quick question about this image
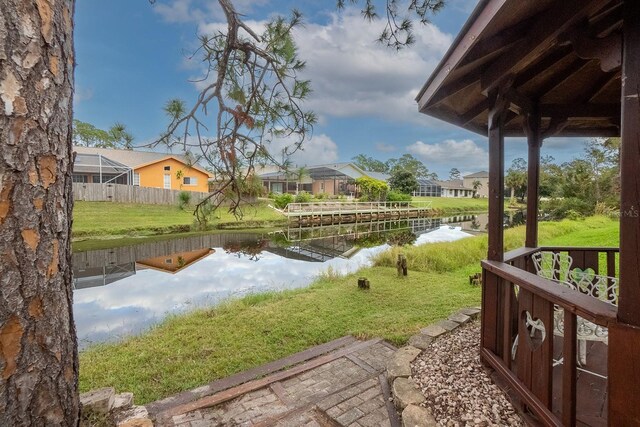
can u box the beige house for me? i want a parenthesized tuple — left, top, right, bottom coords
(436, 180, 474, 198)
(463, 171, 489, 198)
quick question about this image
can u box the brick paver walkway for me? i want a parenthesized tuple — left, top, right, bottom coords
(150, 337, 399, 427)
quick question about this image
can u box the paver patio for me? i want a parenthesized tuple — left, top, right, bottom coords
(148, 336, 400, 426)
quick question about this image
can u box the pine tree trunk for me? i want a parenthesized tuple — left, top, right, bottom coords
(0, 1, 79, 425)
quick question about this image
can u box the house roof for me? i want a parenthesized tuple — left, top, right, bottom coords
(464, 171, 489, 179)
(258, 162, 379, 181)
(73, 146, 213, 177)
(437, 179, 473, 190)
(416, 0, 622, 138)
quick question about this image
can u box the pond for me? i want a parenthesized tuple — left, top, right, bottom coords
(73, 213, 514, 348)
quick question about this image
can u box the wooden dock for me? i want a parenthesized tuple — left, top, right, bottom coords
(284, 201, 433, 228)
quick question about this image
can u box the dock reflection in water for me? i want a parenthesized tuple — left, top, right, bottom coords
(73, 215, 488, 348)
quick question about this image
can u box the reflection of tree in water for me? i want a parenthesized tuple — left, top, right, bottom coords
(223, 239, 269, 261)
(504, 210, 526, 228)
(385, 231, 417, 246)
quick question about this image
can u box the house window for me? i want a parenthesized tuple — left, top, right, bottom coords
(133, 173, 140, 186)
(164, 166, 171, 171)
(72, 174, 88, 183)
(183, 177, 198, 186)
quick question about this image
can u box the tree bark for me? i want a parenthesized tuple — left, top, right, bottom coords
(0, 0, 79, 425)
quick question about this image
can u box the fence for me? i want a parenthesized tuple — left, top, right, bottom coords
(72, 183, 212, 206)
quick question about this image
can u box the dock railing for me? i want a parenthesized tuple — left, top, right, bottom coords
(284, 200, 432, 216)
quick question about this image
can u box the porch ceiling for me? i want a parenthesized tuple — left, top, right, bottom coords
(416, 0, 623, 137)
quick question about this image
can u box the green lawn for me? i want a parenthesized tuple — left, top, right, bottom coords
(78, 215, 618, 404)
(413, 196, 489, 213)
(72, 200, 286, 239)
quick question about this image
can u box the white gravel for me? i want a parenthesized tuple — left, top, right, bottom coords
(411, 321, 524, 426)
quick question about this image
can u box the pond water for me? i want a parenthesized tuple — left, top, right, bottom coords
(73, 213, 515, 348)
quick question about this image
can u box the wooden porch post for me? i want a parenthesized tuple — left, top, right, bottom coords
(609, 2, 640, 425)
(481, 92, 508, 361)
(525, 110, 541, 248)
(487, 93, 507, 261)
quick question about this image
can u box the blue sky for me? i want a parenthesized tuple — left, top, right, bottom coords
(74, 0, 586, 179)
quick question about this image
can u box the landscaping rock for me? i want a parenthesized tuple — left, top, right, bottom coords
(448, 312, 471, 324)
(115, 406, 150, 427)
(458, 307, 481, 319)
(402, 404, 437, 427)
(408, 334, 433, 350)
(113, 392, 134, 411)
(387, 346, 422, 380)
(392, 377, 426, 409)
(436, 319, 460, 331)
(118, 418, 152, 427)
(411, 320, 524, 426)
(80, 387, 115, 414)
(420, 324, 447, 338)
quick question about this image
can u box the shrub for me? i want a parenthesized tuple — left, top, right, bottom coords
(315, 192, 328, 200)
(295, 191, 312, 203)
(540, 197, 594, 220)
(386, 191, 412, 202)
(274, 193, 293, 209)
(177, 191, 191, 210)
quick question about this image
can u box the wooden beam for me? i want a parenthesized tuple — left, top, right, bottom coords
(617, 0, 640, 328)
(461, 98, 491, 126)
(426, 72, 479, 107)
(539, 103, 620, 118)
(609, 322, 640, 425)
(458, 17, 533, 69)
(416, 0, 509, 110)
(542, 117, 569, 138)
(567, 28, 622, 72)
(534, 59, 591, 101)
(525, 109, 541, 248)
(513, 46, 573, 89)
(589, 1, 623, 37)
(487, 92, 508, 261)
(505, 88, 534, 114)
(481, 0, 608, 94)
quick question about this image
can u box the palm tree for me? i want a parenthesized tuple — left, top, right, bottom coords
(472, 180, 482, 198)
(293, 166, 310, 195)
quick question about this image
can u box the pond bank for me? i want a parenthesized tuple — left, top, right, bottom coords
(72, 198, 494, 243)
(78, 216, 618, 404)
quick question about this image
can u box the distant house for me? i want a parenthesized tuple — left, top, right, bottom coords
(437, 180, 474, 198)
(258, 162, 389, 196)
(463, 171, 489, 198)
(412, 178, 442, 197)
(72, 146, 213, 193)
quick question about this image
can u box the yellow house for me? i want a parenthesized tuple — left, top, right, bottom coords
(73, 146, 213, 193)
(136, 248, 215, 274)
(134, 156, 211, 193)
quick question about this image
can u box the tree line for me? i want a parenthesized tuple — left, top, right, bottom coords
(506, 138, 620, 217)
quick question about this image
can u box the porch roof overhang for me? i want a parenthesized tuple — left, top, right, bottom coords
(416, 0, 623, 138)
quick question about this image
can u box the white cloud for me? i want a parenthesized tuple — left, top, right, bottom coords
(153, 0, 205, 23)
(292, 10, 453, 125)
(184, 8, 452, 127)
(153, 0, 270, 23)
(407, 139, 488, 170)
(267, 133, 339, 166)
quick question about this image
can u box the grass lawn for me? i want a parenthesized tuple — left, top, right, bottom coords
(78, 215, 618, 404)
(72, 200, 286, 239)
(413, 196, 489, 213)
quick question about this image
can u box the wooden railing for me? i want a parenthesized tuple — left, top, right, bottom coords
(481, 247, 619, 426)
